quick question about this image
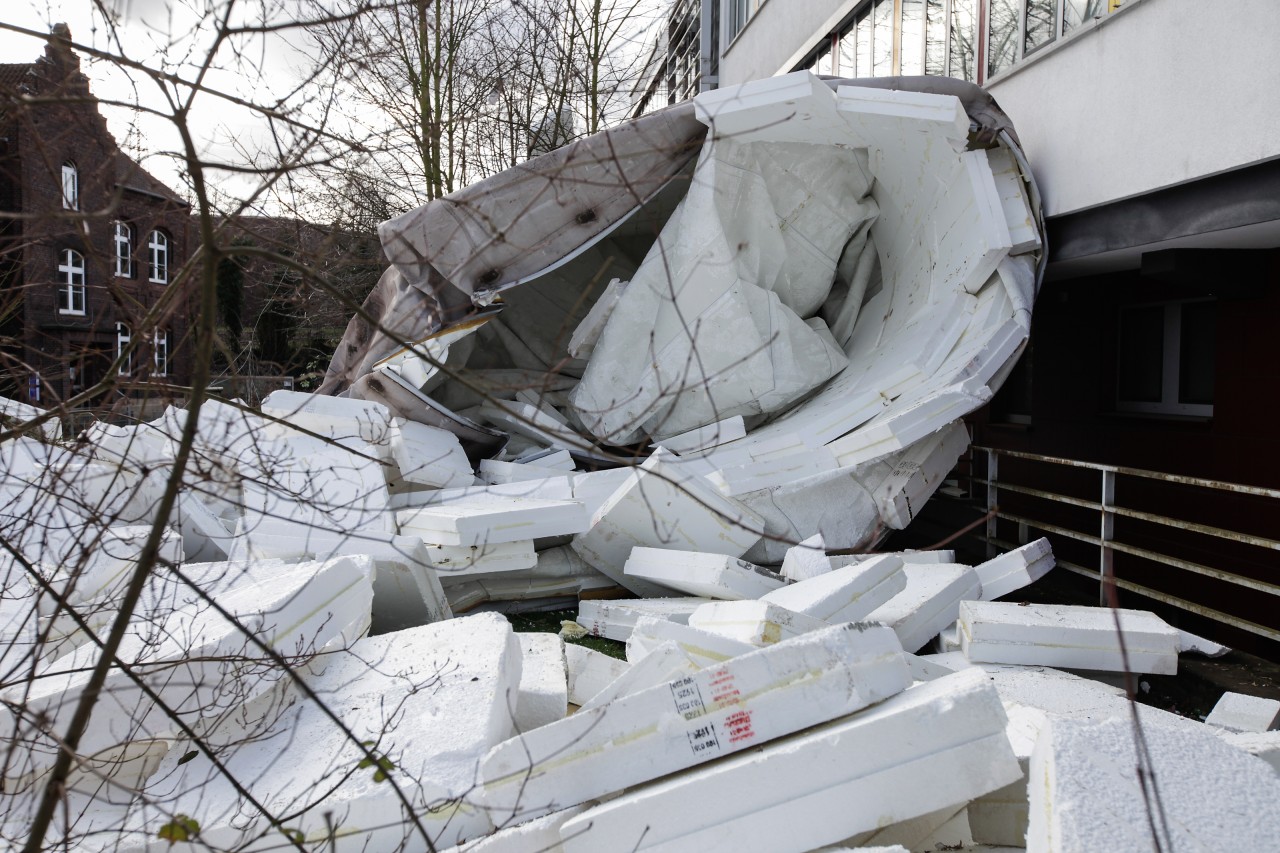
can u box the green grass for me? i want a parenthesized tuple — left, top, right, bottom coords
(508, 608, 627, 659)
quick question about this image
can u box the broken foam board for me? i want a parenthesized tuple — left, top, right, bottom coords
(687, 599, 831, 647)
(625, 615, 756, 666)
(576, 597, 710, 642)
(763, 554, 906, 623)
(1027, 714, 1280, 852)
(570, 450, 763, 597)
(1204, 691, 1280, 733)
(623, 547, 785, 600)
(865, 563, 981, 653)
(973, 537, 1054, 601)
(515, 633, 568, 732)
(959, 600, 1179, 675)
(557, 667, 1020, 853)
(482, 622, 910, 824)
(564, 644, 630, 706)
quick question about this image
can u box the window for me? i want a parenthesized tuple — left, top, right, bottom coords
(61, 162, 78, 210)
(153, 330, 169, 376)
(116, 322, 131, 376)
(114, 222, 133, 278)
(57, 249, 85, 315)
(148, 229, 169, 283)
(1117, 300, 1215, 416)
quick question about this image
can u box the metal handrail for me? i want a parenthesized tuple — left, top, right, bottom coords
(970, 445, 1280, 644)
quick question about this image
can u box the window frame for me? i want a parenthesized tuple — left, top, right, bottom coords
(114, 221, 134, 278)
(148, 229, 170, 284)
(153, 329, 169, 377)
(57, 248, 86, 315)
(1116, 298, 1215, 418)
(116, 322, 132, 376)
(61, 161, 78, 210)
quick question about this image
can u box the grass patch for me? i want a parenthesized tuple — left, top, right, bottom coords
(508, 608, 627, 659)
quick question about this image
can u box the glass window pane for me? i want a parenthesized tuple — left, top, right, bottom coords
(987, 0, 1019, 79)
(1063, 0, 1106, 34)
(873, 0, 893, 77)
(838, 27, 856, 77)
(925, 0, 947, 76)
(1025, 0, 1058, 54)
(856, 13, 873, 78)
(948, 0, 977, 81)
(816, 42, 833, 76)
(1118, 305, 1164, 403)
(900, 0, 924, 76)
(1179, 301, 1216, 405)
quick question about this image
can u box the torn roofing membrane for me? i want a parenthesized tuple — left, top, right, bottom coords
(323, 70, 1045, 559)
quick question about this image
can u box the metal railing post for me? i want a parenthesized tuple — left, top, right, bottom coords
(1100, 469, 1116, 606)
(986, 450, 999, 560)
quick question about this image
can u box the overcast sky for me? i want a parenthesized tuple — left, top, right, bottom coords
(0, 1, 323, 212)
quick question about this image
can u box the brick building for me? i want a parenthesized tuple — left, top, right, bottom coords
(0, 25, 191, 421)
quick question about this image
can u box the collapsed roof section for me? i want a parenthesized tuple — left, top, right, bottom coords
(322, 71, 1045, 557)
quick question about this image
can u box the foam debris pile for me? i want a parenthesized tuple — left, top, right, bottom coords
(2, 71, 1277, 852)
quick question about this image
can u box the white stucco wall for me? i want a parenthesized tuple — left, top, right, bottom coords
(717, 0, 1280, 218)
(985, 0, 1280, 217)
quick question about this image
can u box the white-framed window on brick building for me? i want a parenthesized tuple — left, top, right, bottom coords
(1117, 298, 1216, 417)
(116, 322, 131, 376)
(153, 330, 169, 376)
(114, 221, 133, 278)
(57, 249, 85, 315)
(148, 229, 169, 283)
(61, 161, 78, 210)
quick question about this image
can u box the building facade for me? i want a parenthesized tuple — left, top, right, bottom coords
(0, 26, 192, 422)
(639, 0, 1280, 657)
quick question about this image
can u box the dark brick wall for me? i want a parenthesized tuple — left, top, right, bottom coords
(0, 30, 192, 413)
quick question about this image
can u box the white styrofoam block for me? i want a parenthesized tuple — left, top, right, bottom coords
(1204, 691, 1280, 733)
(239, 434, 391, 553)
(986, 145, 1041, 255)
(558, 667, 1019, 853)
(655, 416, 747, 455)
(439, 806, 590, 853)
(515, 633, 568, 733)
(780, 533, 831, 583)
(974, 537, 1054, 601)
(707, 448, 839, 497)
(422, 540, 538, 579)
(174, 490, 234, 563)
(846, 804, 971, 852)
(1027, 714, 1280, 853)
(578, 640, 700, 712)
(762, 554, 905, 623)
(397, 498, 589, 547)
(1218, 730, 1280, 776)
(687, 599, 830, 647)
(959, 600, 1180, 675)
(390, 419, 475, 488)
(1179, 629, 1231, 657)
(114, 613, 522, 851)
(866, 563, 981, 653)
(905, 651, 972, 682)
(869, 420, 971, 529)
(483, 622, 910, 823)
(828, 381, 991, 468)
(576, 597, 710, 642)
(623, 547, 784, 600)
(261, 389, 395, 447)
(568, 277, 627, 359)
(564, 644, 630, 707)
(570, 451, 763, 597)
(7, 555, 375, 786)
(478, 458, 573, 485)
(625, 615, 756, 667)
